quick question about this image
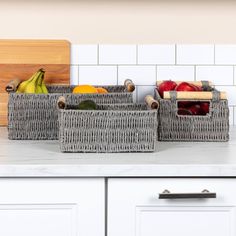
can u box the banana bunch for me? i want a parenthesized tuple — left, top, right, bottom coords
(16, 68, 48, 94)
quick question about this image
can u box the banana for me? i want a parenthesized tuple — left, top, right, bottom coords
(16, 68, 47, 94)
(24, 71, 42, 94)
(35, 72, 44, 94)
(41, 73, 48, 94)
(16, 70, 41, 93)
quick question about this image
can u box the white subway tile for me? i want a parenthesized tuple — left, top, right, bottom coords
(229, 106, 234, 126)
(215, 86, 236, 106)
(71, 44, 98, 65)
(137, 86, 156, 103)
(177, 44, 214, 65)
(118, 66, 156, 86)
(196, 66, 234, 85)
(215, 45, 236, 64)
(157, 66, 194, 81)
(99, 45, 136, 65)
(138, 44, 175, 65)
(79, 66, 117, 85)
(70, 65, 79, 85)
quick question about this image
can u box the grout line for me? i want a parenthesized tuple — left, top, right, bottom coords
(116, 65, 119, 85)
(69, 63, 236, 67)
(77, 66, 79, 85)
(97, 45, 100, 65)
(175, 44, 177, 65)
(136, 45, 138, 65)
(214, 44, 216, 64)
(233, 66, 235, 86)
(155, 65, 158, 82)
(194, 65, 196, 81)
(214, 84, 236, 87)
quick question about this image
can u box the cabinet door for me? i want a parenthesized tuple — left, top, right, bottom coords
(108, 178, 236, 236)
(0, 178, 104, 236)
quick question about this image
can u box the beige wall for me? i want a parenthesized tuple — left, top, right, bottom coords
(1, 0, 236, 43)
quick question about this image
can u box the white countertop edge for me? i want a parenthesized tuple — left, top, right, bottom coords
(0, 164, 236, 177)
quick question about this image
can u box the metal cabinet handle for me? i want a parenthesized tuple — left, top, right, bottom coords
(159, 189, 216, 199)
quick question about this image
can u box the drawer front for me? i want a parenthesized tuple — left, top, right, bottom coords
(108, 178, 236, 236)
(0, 178, 104, 236)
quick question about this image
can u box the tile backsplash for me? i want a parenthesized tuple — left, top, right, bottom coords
(70, 44, 236, 126)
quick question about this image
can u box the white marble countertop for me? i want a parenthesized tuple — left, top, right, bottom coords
(0, 127, 235, 177)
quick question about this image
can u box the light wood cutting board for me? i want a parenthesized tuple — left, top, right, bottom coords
(0, 40, 71, 126)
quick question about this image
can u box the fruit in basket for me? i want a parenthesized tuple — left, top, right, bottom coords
(16, 68, 48, 94)
(77, 100, 97, 110)
(175, 82, 199, 92)
(177, 108, 192, 115)
(158, 80, 177, 98)
(200, 102, 210, 114)
(96, 87, 108, 94)
(73, 85, 98, 94)
(188, 104, 202, 115)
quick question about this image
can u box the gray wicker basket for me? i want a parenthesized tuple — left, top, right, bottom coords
(154, 86, 229, 142)
(8, 82, 135, 140)
(58, 102, 158, 153)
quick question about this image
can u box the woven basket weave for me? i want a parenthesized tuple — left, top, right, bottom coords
(58, 103, 158, 153)
(8, 85, 134, 140)
(154, 88, 229, 142)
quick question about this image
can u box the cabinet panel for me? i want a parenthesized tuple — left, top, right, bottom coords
(108, 178, 236, 236)
(0, 179, 104, 236)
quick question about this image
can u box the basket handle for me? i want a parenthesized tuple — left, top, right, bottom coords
(145, 95, 159, 109)
(124, 79, 135, 92)
(57, 96, 66, 109)
(5, 79, 21, 93)
(164, 91, 227, 101)
(156, 80, 213, 88)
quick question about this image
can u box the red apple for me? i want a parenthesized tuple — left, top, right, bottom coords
(192, 84, 202, 91)
(178, 108, 192, 116)
(158, 80, 177, 98)
(175, 82, 198, 92)
(188, 104, 202, 115)
(200, 102, 210, 115)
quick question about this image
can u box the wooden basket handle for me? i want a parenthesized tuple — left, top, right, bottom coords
(156, 80, 213, 87)
(145, 95, 159, 109)
(164, 91, 227, 100)
(5, 79, 21, 93)
(124, 79, 135, 92)
(57, 96, 66, 109)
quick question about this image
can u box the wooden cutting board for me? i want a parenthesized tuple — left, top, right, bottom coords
(0, 40, 70, 126)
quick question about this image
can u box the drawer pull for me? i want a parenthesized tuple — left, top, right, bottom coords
(159, 189, 216, 199)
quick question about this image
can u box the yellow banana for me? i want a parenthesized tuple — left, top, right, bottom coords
(41, 73, 48, 94)
(35, 72, 44, 94)
(24, 71, 41, 94)
(16, 69, 42, 93)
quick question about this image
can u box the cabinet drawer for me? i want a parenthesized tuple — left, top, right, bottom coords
(0, 178, 104, 236)
(108, 178, 236, 236)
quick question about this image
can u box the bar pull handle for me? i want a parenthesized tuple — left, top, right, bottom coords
(159, 189, 216, 199)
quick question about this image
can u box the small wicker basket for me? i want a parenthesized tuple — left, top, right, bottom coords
(57, 96, 158, 153)
(7, 79, 135, 140)
(155, 81, 229, 142)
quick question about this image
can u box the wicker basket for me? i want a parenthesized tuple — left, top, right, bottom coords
(7, 80, 135, 140)
(155, 81, 229, 142)
(58, 97, 158, 153)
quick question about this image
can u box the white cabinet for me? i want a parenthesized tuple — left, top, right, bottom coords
(108, 178, 236, 236)
(0, 178, 104, 236)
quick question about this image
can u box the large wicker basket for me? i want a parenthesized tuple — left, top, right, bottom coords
(155, 81, 229, 142)
(58, 97, 158, 153)
(7, 80, 135, 140)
